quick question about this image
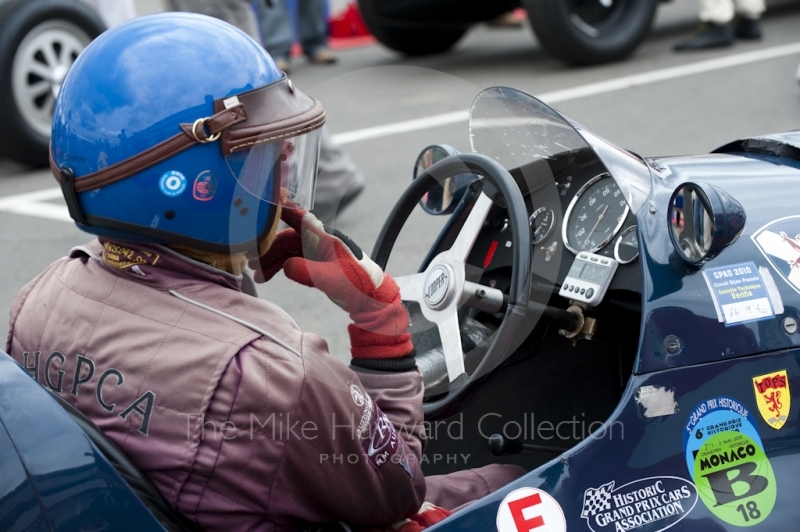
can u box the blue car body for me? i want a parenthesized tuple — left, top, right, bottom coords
(429, 132, 800, 531)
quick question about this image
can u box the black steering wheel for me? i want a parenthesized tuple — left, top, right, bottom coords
(372, 153, 531, 418)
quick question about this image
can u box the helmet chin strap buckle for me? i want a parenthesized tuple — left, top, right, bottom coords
(191, 117, 221, 143)
(59, 166, 88, 226)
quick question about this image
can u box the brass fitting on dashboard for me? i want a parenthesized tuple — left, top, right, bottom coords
(559, 304, 598, 341)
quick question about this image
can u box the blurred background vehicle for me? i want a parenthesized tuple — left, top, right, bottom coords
(356, 0, 664, 65)
(0, 0, 105, 167)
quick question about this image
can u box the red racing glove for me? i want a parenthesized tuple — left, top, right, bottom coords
(252, 208, 415, 366)
(362, 503, 452, 532)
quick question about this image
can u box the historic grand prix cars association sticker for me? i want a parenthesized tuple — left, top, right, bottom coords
(496, 488, 566, 532)
(580, 477, 697, 532)
(752, 370, 790, 430)
(693, 431, 776, 526)
(683, 396, 763, 480)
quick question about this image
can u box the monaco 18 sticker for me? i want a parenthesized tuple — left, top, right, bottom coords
(685, 396, 777, 526)
(497, 488, 566, 532)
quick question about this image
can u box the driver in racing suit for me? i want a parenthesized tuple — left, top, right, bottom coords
(5, 13, 523, 531)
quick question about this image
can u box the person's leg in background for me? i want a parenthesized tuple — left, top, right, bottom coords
(297, 0, 338, 64)
(733, 0, 765, 39)
(674, 0, 735, 51)
(311, 127, 366, 225)
(675, 0, 766, 51)
(92, 0, 136, 28)
(168, 0, 260, 41)
(253, 0, 295, 72)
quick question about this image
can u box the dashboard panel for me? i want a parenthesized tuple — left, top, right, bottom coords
(464, 154, 642, 303)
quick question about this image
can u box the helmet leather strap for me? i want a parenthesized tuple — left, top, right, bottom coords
(50, 76, 325, 197)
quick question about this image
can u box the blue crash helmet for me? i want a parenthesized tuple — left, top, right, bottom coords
(50, 13, 325, 252)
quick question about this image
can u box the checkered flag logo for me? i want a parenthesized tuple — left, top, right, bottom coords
(581, 481, 614, 518)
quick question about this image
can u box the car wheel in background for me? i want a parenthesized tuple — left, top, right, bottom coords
(0, 0, 105, 168)
(357, 0, 468, 56)
(523, 0, 658, 65)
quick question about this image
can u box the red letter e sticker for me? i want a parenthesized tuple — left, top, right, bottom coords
(497, 488, 566, 532)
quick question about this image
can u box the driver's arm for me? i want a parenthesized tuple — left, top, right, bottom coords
(274, 336, 427, 525)
(224, 334, 426, 527)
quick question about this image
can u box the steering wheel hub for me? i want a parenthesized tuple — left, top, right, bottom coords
(423, 264, 456, 310)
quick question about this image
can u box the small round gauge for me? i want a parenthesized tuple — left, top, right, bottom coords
(529, 207, 555, 245)
(562, 174, 630, 254)
(614, 225, 639, 264)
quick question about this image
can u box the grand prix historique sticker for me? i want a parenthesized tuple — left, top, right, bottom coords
(683, 395, 763, 479)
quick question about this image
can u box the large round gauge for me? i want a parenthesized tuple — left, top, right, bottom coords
(529, 207, 555, 245)
(562, 174, 630, 254)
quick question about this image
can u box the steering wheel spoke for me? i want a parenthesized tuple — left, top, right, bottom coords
(395, 273, 427, 305)
(436, 310, 466, 383)
(449, 192, 494, 262)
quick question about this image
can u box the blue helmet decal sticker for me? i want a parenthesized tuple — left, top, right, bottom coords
(159, 171, 187, 197)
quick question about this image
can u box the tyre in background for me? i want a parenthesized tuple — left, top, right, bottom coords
(0, 0, 105, 167)
(523, 0, 658, 65)
(357, 0, 468, 56)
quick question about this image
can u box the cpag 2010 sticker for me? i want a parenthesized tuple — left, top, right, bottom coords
(693, 431, 776, 526)
(702, 261, 775, 326)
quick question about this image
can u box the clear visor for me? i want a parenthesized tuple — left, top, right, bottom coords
(225, 128, 322, 210)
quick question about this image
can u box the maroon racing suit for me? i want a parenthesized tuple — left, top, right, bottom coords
(6, 239, 523, 531)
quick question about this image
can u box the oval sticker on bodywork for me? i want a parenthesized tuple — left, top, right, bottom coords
(693, 431, 776, 526)
(580, 476, 697, 532)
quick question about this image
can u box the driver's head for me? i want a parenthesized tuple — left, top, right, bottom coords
(50, 13, 325, 268)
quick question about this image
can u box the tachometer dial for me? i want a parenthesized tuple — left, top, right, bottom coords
(529, 207, 555, 245)
(614, 225, 639, 264)
(563, 174, 630, 254)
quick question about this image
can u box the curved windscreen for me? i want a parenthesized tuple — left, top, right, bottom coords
(469, 87, 652, 214)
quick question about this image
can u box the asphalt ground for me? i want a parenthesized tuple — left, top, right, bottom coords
(1, 1, 799, 361)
